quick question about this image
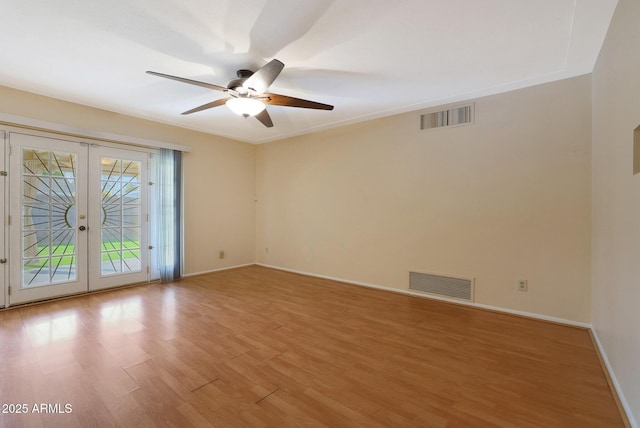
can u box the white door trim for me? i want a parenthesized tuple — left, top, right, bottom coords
(0, 113, 192, 152)
(0, 130, 6, 308)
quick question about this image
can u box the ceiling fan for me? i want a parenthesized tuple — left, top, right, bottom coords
(146, 59, 334, 128)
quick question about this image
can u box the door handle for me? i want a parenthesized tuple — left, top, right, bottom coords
(79, 225, 87, 231)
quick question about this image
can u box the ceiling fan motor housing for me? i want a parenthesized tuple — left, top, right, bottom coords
(236, 69, 253, 78)
(227, 69, 255, 91)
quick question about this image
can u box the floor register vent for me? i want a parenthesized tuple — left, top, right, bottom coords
(409, 271, 474, 301)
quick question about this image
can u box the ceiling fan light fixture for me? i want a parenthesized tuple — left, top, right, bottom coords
(226, 97, 265, 117)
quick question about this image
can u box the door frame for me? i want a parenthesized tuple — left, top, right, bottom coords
(2, 127, 159, 307)
(0, 130, 6, 309)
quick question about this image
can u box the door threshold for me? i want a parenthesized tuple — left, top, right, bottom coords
(1, 280, 159, 311)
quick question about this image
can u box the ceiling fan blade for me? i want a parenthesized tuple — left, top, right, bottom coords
(261, 93, 334, 110)
(146, 71, 228, 92)
(254, 109, 274, 128)
(181, 98, 231, 115)
(242, 59, 284, 94)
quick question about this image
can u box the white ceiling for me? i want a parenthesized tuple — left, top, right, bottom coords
(0, 0, 618, 144)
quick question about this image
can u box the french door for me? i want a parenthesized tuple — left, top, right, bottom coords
(8, 133, 148, 305)
(88, 146, 147, 291)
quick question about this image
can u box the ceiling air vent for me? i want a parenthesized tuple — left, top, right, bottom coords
(420, 104, 473, 130)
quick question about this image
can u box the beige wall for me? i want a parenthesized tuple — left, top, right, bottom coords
(181, 136, 255, 274)
(0, 76, 595, 323)
(256, 76, 592, 323)
(592, 0, 640, 422)
(0, 85, 256, 275)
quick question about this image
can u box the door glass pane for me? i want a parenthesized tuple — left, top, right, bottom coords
(102, 251, 122, 274)
(100, 157, 142, 276)
(21, 149, 77, 287)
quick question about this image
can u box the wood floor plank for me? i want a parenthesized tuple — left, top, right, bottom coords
(0, 265, 627, 427)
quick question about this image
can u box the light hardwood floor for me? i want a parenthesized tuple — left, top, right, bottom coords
(0, 265, 626, 427)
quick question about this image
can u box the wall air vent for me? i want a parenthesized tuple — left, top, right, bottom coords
(409, 271, 474, 301)
(420, 104, 473, 130)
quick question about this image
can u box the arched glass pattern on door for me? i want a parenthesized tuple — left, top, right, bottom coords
(21, 149, 77, 286)
(100, 157, 141, 275)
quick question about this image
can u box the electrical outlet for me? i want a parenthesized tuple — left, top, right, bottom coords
(265, 247, 269, 254)
(219, 250, 224, 259)
(518, 280, 528, 292)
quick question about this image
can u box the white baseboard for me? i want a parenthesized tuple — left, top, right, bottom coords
(181, 263, 256, 278)
(256, 263, 591, 328)
(590, 329, 638, 428)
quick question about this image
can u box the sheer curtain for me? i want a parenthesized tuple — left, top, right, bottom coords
(157, 148, 181, 281)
